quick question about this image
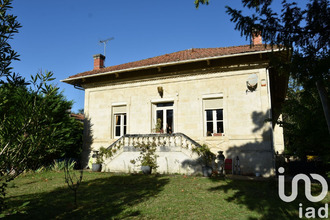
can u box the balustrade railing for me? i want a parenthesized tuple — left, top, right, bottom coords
(107, 133, 201, 153)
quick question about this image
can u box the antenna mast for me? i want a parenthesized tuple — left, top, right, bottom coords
(99, 37, 114, 57)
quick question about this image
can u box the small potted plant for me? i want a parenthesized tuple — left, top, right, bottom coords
(131, 142, 158, 174)
(92, 150, 102, 172)
(193, 144, 215, 177)
(91, 147, 113, 172)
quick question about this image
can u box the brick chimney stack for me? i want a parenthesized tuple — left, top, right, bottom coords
(93, 54, 105, 70)
(252, 32, 262, 45)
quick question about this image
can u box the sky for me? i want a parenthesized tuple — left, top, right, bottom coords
(9, 0, 285, 113)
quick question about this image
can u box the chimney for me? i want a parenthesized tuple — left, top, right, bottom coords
(93, 54, 105, 70)
(252, 31, 262, 45)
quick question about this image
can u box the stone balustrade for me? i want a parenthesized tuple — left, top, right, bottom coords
(107, 133, 202, 153)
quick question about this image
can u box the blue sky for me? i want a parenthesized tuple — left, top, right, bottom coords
(10, 0, 280, 112)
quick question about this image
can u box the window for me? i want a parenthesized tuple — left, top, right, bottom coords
(114, 114, 126, 137)
(154, 102, 174, 133)
(204, 98, 224, 136)
(113, 105, 127, 138)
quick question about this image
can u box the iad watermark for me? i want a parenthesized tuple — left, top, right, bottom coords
(278, 167, 328, 218)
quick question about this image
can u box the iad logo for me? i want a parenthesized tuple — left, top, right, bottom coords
(278, 167, 328, 202)
(278, 167, 328, 218)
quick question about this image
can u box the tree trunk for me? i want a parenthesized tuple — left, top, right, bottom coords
(316, 80, 330, 134)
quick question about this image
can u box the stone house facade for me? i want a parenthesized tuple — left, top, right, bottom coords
(62, 37, 288, 176)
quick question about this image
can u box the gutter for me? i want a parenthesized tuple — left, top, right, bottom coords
(61, 48, 280, 84)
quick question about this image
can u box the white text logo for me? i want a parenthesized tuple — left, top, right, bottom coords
(278, 167, 328, 218)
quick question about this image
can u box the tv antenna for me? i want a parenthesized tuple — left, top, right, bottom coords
(99, 37, 114, 57)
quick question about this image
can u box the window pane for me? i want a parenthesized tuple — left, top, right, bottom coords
(216, 109, 223, 121)
(114, 114, 126, 137)
(217, 122, 224, 133)
(156, 110, 163, 131)
(206, 110, 213, 121)
(115, 126, 120, 136)
(115, 115, 121, 125)
(207, 122, 213, 136)
(166, 109, 173, 133)
(156, 102, 173, 107)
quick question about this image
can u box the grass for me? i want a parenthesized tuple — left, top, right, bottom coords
(3, 171, 330, 219)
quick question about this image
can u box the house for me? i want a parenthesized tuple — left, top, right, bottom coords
(62, 36, 288, 176)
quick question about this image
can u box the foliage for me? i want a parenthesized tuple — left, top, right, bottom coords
(0, 75, 84, 170)
(0, 0, 21, 80)
(99, 139, 159, 172)
(0, 72, 83, 214)
(64, 165, 83, 208)
(51, 159, 76, 172)
(155, 118, 162, 133)
(0, 0, 83, 214)
(77, 108, 84, 114)
(0, 71, 56, 212)
(192, 144, 215, 166)
(228, 0, 330, 132)
(0, 201, 30, 218)
(131, 142, 159, 170)
(97, 147, 113, 164)
(224, 0, 329, 82)
(282, 79, 330, 161)
(194, 0, 209, 8)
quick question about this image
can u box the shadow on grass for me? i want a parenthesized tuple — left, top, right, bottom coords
(7, 174, 169, 219)
(208, 178, 328, 220)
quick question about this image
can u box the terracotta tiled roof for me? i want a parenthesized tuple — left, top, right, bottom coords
(70, 113, 84, 121)
(69, 44, 275, 79)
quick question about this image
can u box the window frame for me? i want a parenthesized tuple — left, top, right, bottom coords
(203, 96, 224, 137)
(112, 104, 127, 138)
(205, 109, 224, 136)
(153, 102, 174, 134)
(114, 113, 127, 138)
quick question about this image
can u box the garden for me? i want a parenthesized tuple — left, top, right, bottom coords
(3, 170, 329, 219)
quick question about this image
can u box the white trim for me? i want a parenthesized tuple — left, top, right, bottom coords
(112, 102, 127, 106)
(61, 49, 280, 83)
(202, 93, 224, 99)
(151, 98, 174, 103)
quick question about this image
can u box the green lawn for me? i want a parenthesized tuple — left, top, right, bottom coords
(3, 171, 329, 219)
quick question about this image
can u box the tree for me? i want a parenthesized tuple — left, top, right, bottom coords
(194, 0, 209, 8)
(0, 0, 83, 214)
(0, 0, 26, 88)
(0, 79, 83, 168)
(282, 79, 330, 161)
(195, 0, 330, 134)
(0, 71, 58, 213)
(0, 75, 84, 216)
